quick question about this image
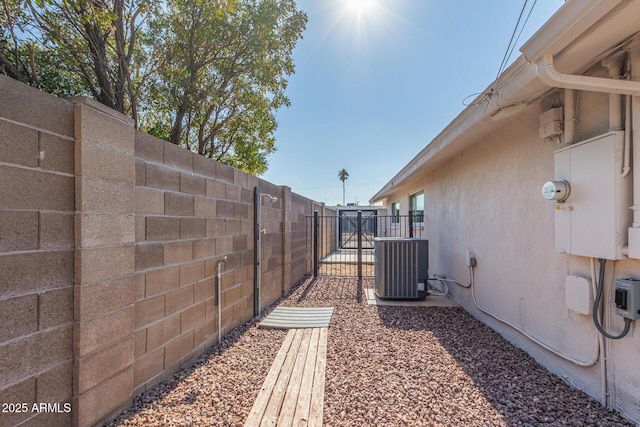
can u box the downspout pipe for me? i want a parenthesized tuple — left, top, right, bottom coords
(537, 53, 640, 96)
(602, 53, 625, 131)
(564, 88, 575, 144)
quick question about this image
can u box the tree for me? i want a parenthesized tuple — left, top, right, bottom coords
(15, 0, 153, 125)
(1, 0, 27, 82)
(1, 0, 306, 176)
(144, 0, 306, 175)
(338, 168, 349, 206)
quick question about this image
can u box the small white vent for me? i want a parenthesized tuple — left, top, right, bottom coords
(374, 238, 428, 300)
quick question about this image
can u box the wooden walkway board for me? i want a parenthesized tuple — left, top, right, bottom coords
(245, 328, 328, 427)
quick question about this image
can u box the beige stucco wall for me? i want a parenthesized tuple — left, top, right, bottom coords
(380, 89, 640, 422)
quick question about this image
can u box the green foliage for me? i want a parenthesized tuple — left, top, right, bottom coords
(0, 0, 306, 176)
(7, 0, 152, 121)
(145, 0, 306, 174)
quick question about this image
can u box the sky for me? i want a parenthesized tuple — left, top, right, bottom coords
(261, 0, 566, 206)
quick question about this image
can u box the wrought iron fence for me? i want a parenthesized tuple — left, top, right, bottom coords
(307, 212, 426, 278)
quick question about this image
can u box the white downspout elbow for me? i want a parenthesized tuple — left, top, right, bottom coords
(537, 53, 640, 96)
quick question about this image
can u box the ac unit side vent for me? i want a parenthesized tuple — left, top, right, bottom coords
(374, 238, 428, 300)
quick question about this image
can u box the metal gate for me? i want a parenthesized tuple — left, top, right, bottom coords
(308, 211, 424, 278)
(339, 209, 376, 249)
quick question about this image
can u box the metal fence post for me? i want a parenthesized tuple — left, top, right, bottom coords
(313, 210, 319, 277)
(357, 210, 362, 279)
(254, 187, 260, 317)
(409, 210, 414, 238)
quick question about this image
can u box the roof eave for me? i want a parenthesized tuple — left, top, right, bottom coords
(369, 0, 630, 205)
(369, 56, 542, 204)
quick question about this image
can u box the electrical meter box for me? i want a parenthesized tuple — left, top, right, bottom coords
(540, 107, 563, 139)
(615, 278, 640, 320)
(553, 131, 632, 260)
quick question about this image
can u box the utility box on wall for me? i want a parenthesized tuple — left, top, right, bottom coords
(553, 131, 631, 260)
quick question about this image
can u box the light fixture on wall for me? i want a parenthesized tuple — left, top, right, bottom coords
(261, 194, 278, 204)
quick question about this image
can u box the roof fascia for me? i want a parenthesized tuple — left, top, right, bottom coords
(520, 0, 624, 64)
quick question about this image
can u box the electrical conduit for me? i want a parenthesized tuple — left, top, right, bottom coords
(451, 264, 601, 367)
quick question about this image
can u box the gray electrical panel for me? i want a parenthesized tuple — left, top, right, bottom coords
(615, 278, 640, 320)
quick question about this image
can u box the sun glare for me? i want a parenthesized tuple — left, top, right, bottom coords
(325, 0, 395, 50)
(345, 0, 375, 11)
(344, 0, 378, 15)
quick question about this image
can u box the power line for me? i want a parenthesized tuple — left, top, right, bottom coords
(494, 0, 538, 82)
(462, 0, 543, 107)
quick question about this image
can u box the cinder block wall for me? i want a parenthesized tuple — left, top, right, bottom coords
(290, 192, 313, 287)
(73, 97, 137, 427)
(0, 76, 75, 426)
(314, 203, 337, 260)
(0, 75, 316, 427)
(133, 131, 260, 395)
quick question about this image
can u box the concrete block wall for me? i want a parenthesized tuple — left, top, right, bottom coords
(133, 131, 259, 395)
(73, 98, 137, 427)
(256, 179, 286, 305)
(0, 75, 75, 427)
(313, 203, 337, 260)
(0, 75, 317, 427)
(290, 192, 314, 283)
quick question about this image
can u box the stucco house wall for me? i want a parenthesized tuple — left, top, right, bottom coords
(371, 1, 640, 423)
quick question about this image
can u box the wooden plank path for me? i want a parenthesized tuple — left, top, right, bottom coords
(244, 328, 328, 427)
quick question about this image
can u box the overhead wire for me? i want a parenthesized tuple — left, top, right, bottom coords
(494, 0, 531, 82)
(463, 0, 540, 107)
(503, 0, 538, 75)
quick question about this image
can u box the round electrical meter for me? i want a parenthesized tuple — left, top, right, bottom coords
(541, 180, 570, 202)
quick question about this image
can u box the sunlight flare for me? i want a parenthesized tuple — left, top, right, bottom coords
(344, 0, 378, 14)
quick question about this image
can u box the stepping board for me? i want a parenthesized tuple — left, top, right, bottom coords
(244, 328, 327, 427)
(259, 307, 335, 329)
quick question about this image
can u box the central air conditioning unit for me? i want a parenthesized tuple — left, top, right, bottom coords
(374, 237, 428, 300)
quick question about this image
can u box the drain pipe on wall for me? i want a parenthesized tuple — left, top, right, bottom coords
(216, 256, 227, 345)
(254, 187, 279, 318)
(621, 94, 632, 178)
(536, 53, 640, 95)
(564, 88, 576, 144)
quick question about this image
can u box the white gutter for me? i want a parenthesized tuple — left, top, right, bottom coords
(520, 0, 624, 64)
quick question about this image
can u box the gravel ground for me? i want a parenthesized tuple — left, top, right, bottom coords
(110, 276, 634, 426)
